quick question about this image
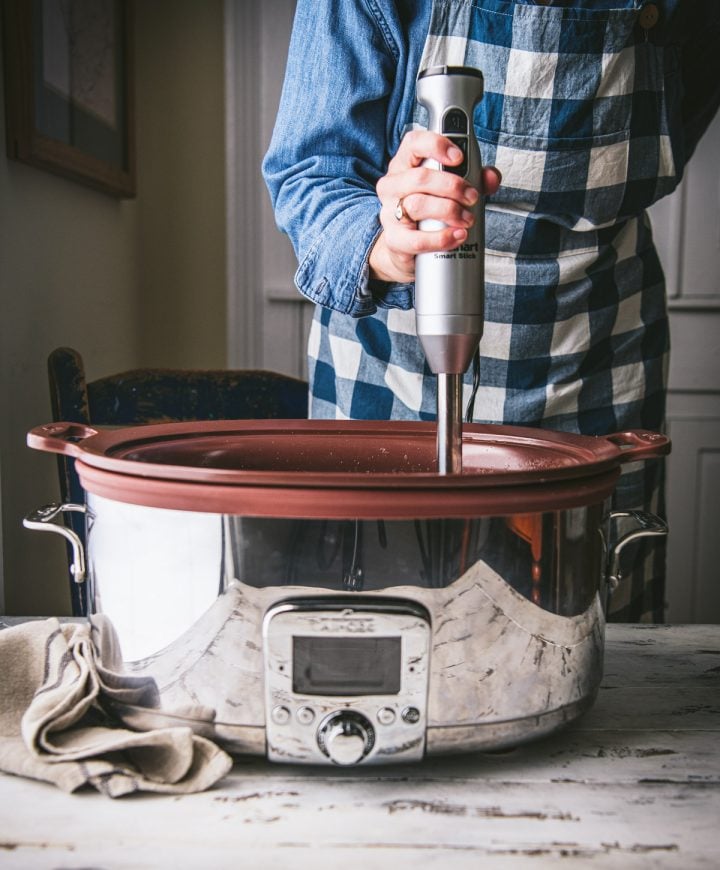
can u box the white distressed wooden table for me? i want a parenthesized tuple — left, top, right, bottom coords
(0, 623, 718, 869)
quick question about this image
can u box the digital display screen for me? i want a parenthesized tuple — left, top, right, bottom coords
(292, 636, 402, 696)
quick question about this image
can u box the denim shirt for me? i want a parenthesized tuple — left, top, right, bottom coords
(262, 0, 720, 319)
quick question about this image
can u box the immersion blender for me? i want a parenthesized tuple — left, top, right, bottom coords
(415, 66, 485, 474)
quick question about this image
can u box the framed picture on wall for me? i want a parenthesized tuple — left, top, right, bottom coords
(2, 0, 135, 198)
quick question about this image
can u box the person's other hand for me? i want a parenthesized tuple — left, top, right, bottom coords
(369, 130, 501, 284)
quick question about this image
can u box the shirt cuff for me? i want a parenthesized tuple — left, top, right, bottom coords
(294, 205, 414, 317)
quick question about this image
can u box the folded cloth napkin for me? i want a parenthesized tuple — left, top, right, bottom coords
(0, 617, 232, 797)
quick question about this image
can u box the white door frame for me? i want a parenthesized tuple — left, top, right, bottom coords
(224, 0, 262, 369)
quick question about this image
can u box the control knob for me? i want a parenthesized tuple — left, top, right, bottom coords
(317, 711, 375, 765)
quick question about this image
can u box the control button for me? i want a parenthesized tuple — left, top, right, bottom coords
(401, 706, 421, 725)
(443, 108, 468, 135)
(271, 705, 291, 725)
(296, 706, 316, 725)
(638, 3, 659, 29)
(444, 136, 468, 178)
(377, 707, 396, 726)
(317, 711, 375, 765)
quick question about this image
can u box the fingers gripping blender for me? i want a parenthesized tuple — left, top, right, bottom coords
(415, 67, 485, 474)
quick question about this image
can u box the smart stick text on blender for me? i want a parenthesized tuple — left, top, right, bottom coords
(415, 66, 485, 474)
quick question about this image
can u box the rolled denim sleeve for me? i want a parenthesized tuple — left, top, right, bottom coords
(262, 0, 415, 316)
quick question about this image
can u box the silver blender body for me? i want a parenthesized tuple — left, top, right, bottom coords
(414, 66, 485, 474)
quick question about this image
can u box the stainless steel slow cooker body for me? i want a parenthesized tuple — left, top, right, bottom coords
(25, 420, 670, 765)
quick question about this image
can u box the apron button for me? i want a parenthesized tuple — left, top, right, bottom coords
(638, 3, 659, 29)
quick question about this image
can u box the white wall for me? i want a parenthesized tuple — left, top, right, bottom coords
(0, 1, 227, 616)
(0, 13, 141, 614)
(134, 0, 227, 370)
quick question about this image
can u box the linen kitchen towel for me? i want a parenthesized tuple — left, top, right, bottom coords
(0, 617, 232, 797)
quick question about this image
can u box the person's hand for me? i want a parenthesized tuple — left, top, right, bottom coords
(369, 130, 501, 284)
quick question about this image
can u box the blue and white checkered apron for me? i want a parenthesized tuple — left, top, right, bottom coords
(308, 0, 672, 620)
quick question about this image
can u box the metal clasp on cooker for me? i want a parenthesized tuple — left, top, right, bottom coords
(605, 509, 669, 594)
(23, 503, 87, 583)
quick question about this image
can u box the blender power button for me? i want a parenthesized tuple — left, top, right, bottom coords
(443, 108, 468, 134)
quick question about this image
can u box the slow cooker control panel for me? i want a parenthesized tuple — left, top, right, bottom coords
(262, 597, 431, 765)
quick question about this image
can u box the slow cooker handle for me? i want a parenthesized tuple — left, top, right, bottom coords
(26, 423, 99, 457)
(605, 509, 668, 596)
(605, 430, 671, 463)
(23, 503, 87, 583)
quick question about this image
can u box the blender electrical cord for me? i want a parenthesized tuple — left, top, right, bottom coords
(465, 347, 481, 423)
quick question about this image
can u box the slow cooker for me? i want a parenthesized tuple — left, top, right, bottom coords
(25, 419, 669, 766)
